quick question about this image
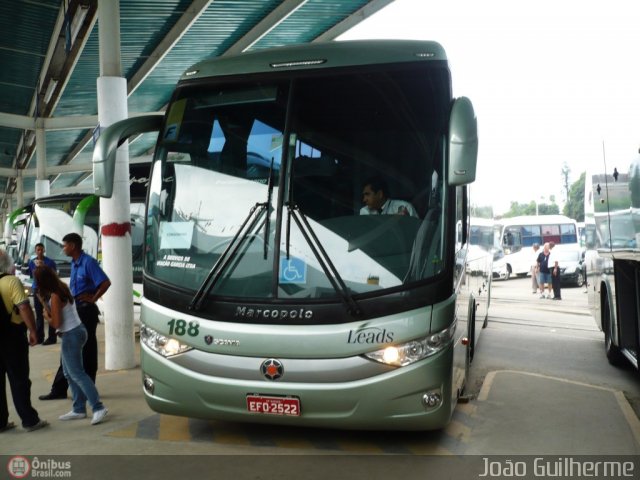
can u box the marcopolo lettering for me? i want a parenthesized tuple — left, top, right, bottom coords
(347, 326, 394, 344)
(235, 306, 313, 320)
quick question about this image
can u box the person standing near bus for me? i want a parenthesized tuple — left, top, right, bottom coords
(530, 243, 540, 294)
(27, 243, 57, 345)
(34, 265, 108, 425)
(39, 233, 110, 401)
(549, 241, 562, 300)
(537, 242, 553, 299)
(0, 249, 49, 432)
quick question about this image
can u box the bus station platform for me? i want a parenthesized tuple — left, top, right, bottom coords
(3, 325, 640, 457)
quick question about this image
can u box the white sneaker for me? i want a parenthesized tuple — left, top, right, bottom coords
(91, 408, 108, 425)
(540, 294, 546, 299)
(59, 411, 87, 421)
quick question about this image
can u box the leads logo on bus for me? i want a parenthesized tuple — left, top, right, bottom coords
(261, 359, 284, 380)
(347, 327, 394, 344)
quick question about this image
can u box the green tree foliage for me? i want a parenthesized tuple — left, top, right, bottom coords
(562, 171, 585, 221)
(539, 203, 559, 215)
(501, 200, 559, 218)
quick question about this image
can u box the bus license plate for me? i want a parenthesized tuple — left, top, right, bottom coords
(246, 395, 300, 416)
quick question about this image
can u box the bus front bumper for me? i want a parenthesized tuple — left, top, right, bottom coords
(140, 344, 456, 431)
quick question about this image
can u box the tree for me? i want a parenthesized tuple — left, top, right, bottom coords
(539, 203, 559, 215)
(500, 200, 559, 218)
(471, 205, 493, 218)
(502, 201, 535, 217)
(563, 171, 585, 221)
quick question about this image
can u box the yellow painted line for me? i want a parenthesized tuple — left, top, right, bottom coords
(456, 401, 477, 416)
(405, 442, 452, 455)
(335, 439, 384, 453)
(444, 419, 471, 443)
(41, 369, 57, 382)
(107, 422, 138, 439)
(477, 370, 497, 401)
(271, 435, 316, 450)
(213, 432, 252, 446)
(99, 369, 132, 377)
(158, 415, 191, 442)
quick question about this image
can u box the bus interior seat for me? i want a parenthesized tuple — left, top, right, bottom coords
(292, 156, 353, 219)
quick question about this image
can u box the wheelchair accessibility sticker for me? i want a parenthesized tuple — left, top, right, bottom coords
(279, 257, 307, 284)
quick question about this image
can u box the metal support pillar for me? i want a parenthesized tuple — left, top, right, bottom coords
(35, 127, 50, 198)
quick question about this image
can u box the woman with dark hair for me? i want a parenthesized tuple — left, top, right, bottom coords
(33, 266, 108, 425)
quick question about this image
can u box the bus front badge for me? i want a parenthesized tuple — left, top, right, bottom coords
(261, 359, 284, 380)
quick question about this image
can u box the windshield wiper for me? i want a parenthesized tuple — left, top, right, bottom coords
(286, 202, 362, 317)
(188, 202, 267, 311)
(189, 159, 277, 311)
(263, 158, 275, 260)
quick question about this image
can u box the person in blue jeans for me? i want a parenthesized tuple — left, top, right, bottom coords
(27, 243, 57, 344)
(34, 265, 108, 425)
(39, 232, 110, 401)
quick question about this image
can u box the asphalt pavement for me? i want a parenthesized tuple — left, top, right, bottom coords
(1, 278, 639, 460)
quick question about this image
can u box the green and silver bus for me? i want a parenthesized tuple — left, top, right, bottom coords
(93, 40, 483, 430)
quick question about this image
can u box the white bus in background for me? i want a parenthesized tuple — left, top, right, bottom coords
(469, 217, 509, 280)
(496, 215, 580, 277)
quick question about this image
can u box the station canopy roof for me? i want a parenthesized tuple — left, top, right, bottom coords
(0, 0, 393, 211)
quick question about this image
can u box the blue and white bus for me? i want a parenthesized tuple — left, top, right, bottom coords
(497, 214, 580, 277)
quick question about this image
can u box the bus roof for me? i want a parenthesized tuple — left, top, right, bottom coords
(496, 214, 577, 226)
(180, 40, 447, 81)
(470, 217, 496, 227)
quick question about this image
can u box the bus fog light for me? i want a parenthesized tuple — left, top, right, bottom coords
(143, 375, 155, 394)
(422, 390, 442, 409)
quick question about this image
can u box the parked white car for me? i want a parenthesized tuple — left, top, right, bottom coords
(491, 246, 511, 280)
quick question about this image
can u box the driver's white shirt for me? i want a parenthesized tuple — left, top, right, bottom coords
(360, 199, 418, 217)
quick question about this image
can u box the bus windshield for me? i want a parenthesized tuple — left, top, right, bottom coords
(146, 63, 450, 303)
(470, 225, 496, 249)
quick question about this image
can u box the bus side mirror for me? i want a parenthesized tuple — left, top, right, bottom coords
(93, 115, 163, 198)
(448, 97, 478, 186)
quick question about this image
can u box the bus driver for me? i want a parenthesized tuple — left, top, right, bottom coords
(360, 177, 418, 217)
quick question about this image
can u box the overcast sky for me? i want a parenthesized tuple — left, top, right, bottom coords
(339, 0, 640, 215)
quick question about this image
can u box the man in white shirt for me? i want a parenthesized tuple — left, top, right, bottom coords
(360, 177, 418, 217)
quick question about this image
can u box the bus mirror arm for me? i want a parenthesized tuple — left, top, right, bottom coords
(92, 114, 164, 198)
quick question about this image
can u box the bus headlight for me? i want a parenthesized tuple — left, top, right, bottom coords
(140, 324, 193, 357)
(364, 322, 456, 367)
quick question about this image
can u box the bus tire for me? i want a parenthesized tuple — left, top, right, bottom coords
(603, 294, 627, 367)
